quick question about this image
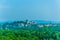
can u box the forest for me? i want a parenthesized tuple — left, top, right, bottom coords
(0, 21, 60, 40)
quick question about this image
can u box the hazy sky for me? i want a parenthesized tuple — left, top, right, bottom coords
(0, 0, 60, 22)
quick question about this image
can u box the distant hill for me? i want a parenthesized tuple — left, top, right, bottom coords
(31, 20, 60, 24)
(0, 20, 60, 24)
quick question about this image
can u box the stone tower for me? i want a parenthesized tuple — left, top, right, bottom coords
(24, 19, 28, 27)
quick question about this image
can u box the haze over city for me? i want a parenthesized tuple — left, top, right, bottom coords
(0, 0, 60, 22)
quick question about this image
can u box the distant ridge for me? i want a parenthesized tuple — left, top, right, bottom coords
(0, 20, 60, 24)
(31, 20, 60, 24)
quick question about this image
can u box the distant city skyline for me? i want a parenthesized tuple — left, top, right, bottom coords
(0, 0, 60, 22)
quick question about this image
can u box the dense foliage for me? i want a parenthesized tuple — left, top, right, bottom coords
(0, 24, 60, 40)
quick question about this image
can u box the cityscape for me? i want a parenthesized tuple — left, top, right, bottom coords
(0, 19, 60, 30)
(0, 19, 59, 40)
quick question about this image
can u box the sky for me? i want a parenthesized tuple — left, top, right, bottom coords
(0, 0, 60, 22)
